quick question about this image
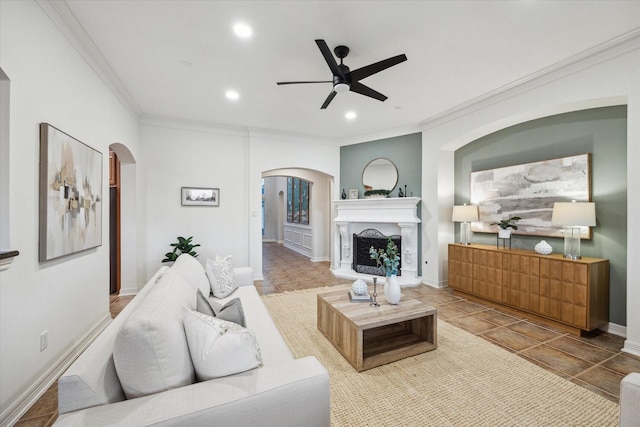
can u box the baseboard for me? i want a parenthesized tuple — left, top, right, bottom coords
(602, 322, 626, 338)
(0, 314, 111, 427)
(422, 278, 448, 289)
(118, 286, 138, 296)
(623, 339, 640, 357)
(310, 256, 330, 262)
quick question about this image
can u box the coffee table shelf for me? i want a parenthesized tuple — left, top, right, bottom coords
(317, 290, 437, 372)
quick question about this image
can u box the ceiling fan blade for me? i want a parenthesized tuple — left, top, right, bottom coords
(350, 81, 387, 102)
(349, 54, 407, 82)
(277, 81, 332, 85)
(315, 39, 343, 77)
(320, 90, 337, 109)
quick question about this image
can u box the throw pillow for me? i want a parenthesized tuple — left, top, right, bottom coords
(183, 308, 263, 381)
(195, 289, 246, 327)
(205, 255, 238, 298)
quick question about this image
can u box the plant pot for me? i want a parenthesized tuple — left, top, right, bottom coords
(498, 229, 512, 239)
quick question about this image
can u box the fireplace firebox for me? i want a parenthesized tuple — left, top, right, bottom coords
(352, 229, 401, 276)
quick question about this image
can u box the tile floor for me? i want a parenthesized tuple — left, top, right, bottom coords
(16, 242, 639, 425)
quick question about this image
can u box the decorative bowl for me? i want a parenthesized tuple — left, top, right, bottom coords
(535, 240, 552, 255)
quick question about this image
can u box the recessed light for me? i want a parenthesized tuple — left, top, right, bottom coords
(345, 111, 357, 120)
(225, 90, 239, 101)
(233, 23, 252, 38)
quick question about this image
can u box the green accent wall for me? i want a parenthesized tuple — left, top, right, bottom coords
(340, 133, 422, 198)
(340, 132, 422, 274)
(454, 106, 627, 326)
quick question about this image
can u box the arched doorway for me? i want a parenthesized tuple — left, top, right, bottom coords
(261, 168, 333, 271)
(109, 143, 138, 295)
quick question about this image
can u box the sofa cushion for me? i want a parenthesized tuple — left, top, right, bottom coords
(206, 255, 238, 298)
(196, 289, 246, 327)
(172, 253, 210, 296)
(113, 270, 197, 399)
(183, 308, 263, 381)
(216, 286, 294, 365)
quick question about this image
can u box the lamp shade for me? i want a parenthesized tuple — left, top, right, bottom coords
(452, 205, 479, 222)
(551, 202, 596, 226)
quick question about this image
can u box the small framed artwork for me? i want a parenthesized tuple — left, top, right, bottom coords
(349, 189, 358, 199)
(181, 187, 219, 207)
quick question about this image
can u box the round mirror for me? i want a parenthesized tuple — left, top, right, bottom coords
(362, 158, 398, 192)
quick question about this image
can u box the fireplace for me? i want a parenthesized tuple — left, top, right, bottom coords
(332, 197, 422, 286)
(352, 229, 401, 276)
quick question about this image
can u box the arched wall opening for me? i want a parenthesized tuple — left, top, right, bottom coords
(261, 168, 334, 273)
(429, 97, 628, 330)
(109, 142, 138, 295)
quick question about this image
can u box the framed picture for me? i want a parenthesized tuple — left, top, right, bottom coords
(181, 187, 220, 207)
(39, 123, 103, 261)
(349, 189, 358, 199)
(470, 153, 591, 238)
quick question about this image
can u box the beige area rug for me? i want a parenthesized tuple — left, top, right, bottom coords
(262, 286, 619, 426)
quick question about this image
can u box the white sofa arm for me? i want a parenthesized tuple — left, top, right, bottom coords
(620, 372, 640, 427)
(233, 266, 254, 287)
(54, 356, 329, 427)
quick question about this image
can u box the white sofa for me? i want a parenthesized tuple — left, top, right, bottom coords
(54, 255, 330, 426)
(620, 372, 640, 426)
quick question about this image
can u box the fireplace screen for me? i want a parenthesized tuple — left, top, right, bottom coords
(352, 229, 401, 276)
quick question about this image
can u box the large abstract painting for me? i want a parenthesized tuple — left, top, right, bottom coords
(39, 123, 103, 261)
(470, 154, 591, 238)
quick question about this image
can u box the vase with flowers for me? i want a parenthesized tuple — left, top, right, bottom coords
(369, 238, 401, 304)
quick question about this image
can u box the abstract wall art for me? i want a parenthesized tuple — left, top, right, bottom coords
(39, 123, 103, 261)
(470, 153, 591, 238)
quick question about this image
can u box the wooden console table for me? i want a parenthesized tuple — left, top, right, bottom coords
(448, 243, 609, 335)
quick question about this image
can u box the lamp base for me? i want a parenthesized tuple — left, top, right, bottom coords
(459, 222, 472, 245)
(563, 226, 582, 260)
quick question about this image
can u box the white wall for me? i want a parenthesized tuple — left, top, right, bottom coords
(138, 122, 250, 281)
(420, 32, 640, 353)
(262, 177, 280, 242)
(0, 1, 140, 423)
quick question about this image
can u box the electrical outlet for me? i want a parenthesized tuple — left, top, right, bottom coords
(40, 330, 48, 352)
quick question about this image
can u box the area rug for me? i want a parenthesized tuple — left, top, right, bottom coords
(262, 286, 619, 426)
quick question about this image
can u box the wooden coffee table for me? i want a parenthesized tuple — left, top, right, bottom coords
(317, 289, 437, 372)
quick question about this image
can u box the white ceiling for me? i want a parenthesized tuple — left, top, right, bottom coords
(62, 0, 640, 142)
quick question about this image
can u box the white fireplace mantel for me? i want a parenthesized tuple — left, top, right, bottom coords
(332, 197, 422, 286)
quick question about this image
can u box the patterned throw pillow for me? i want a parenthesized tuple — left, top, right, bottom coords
(195, 288, 246, 327)
(205, 255, 238, 298)
(183, 308, 263, 381)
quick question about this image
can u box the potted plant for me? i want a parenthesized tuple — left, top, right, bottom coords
(490, 216, 521, 238)
(162, 236, 200, 263)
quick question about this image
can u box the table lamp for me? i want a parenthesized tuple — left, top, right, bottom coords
(452, 204, 479, 245)
(551, 200, 596, 260)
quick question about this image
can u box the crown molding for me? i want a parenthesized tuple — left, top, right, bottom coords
(36, 0, 142, 119)
(420, 28, 640, 131)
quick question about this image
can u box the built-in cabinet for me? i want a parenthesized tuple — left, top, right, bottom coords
(448, 243, 609, 334)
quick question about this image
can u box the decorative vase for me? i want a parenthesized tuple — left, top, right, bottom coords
(384, 274, 401, 305)
(341, 188, 346, 200)
(535, 240, 553, 255)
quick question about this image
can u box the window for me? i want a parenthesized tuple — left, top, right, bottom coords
(286, 177, 310, 225)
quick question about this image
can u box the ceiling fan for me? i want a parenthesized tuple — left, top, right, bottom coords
(277, 39, 407, 109)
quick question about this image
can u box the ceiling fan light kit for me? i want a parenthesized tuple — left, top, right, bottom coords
(277, 39, 407, 109)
